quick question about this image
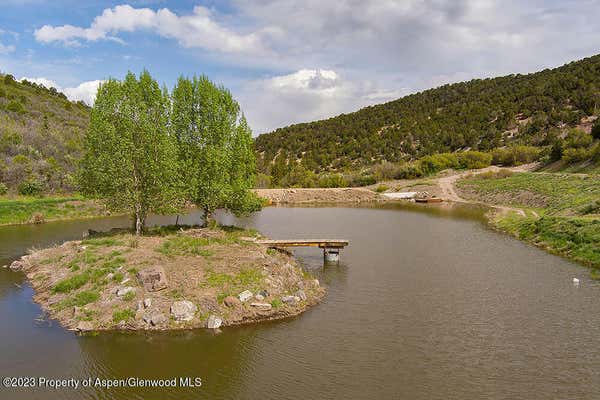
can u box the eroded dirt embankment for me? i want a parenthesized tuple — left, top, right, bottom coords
(254, 187, 383, 204)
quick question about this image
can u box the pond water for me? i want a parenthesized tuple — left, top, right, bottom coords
(1, 204, 599, 399)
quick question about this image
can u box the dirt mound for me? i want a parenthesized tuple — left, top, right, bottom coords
(254, 188, 382, 204)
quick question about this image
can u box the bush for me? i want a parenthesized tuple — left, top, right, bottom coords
(370, 162, 402, 181)
(18, 179, 44, 196)
(393, 163, 424, 179)
(418, 153, 459, 174)
(456, 151, 492, 169)
(592, 119, 600, 140)
(318, 173, 347, 188)
(565, 128, 593, 149)
(492, 146, 541, 166)
(6, 100, 25, 114)
(375, 184, 389, 193)
(255, 173, 272, 189)
(0, 182, 7, 195)
(346, 173, 376, 187)
(562, 147, 590, 164)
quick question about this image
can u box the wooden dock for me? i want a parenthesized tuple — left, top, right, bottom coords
(256, 239, 349, 249)
(256, 239, 349, 263)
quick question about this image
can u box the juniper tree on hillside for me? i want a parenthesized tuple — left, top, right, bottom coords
(79, 71, 181, 234)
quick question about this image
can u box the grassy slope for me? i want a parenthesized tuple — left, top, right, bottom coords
(0, 196, 106, 225)
(457, 172, 600, 273)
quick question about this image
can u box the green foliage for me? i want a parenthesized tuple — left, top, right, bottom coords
(172, 75, 260, 224)
(71, 290, 100, 306)
(157, 235, 214, 257)
(318, 173, 347, 188)
(6, 100, 25, 114)
(0, 195, 101, 225)
(112, 308, 136, 323)
(79, 71, 181, 234)
(52, 272, 90, 293)
(375, 184, 389, 193)
(0, 182, 7, 195)
(255, 54, 600, 173)
(270, 298, 283, 308)
(456, 151, 493, 169)
(17, 179, 44, 196)
(491, 146, 541, 166)
(592, 119, 600, 140)
(122, 291, 136, 301)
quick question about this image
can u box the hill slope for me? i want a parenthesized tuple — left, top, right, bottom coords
(0, 74, 90, 194)
(255, 54, 600, 173)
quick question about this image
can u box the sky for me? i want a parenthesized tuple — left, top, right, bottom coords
(1, 0, 600, 135)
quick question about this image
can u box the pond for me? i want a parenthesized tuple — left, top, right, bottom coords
(1, 203, 599, 399)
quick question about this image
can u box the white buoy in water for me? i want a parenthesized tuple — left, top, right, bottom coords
(573, 277, 580, 285)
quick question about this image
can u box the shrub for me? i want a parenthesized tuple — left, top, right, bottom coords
(18, 179, 44, 196)
(564, 128, 593, 149)
(492, 146, 541, 166)
(418, 153, 459, 174)
(346, 173, 376, 187)
(393, 163, 424, 179)
(318, 173, 347, 188)
(6, 100, 25, 114)
(592, 119, 600, 140)
(370, 162, 402, 181)
(456, 151, 492, 169)
(112, 308, 136, 323)
(375, 184, 389, 193)
(0, 182, 7, 195)
(255, 173, 272, 189)
(53, 273, 90, 293)
(562, 147, 590, 164)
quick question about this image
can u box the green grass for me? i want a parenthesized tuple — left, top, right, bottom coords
(122, 291, 136, 301)
(270, 298, 282, 308)
(82, 237, 124, 247)
(458, 172, 600, 215)
(494, 213, 600, 269)
(112, 308, 136, 323)
(204, 267, 264, 303)
(0, 195, 104, 225)
(157, 236, 215, 257)
(52, 272, 90, 293)
(459, 171, 600, 272)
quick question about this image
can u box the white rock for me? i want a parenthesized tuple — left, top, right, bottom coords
(121, 278, 130, 285)
(281, 295, 297, 305)
(207, 315, 223, 329)
(250, 302, 272, 311)
(238, 290, 253, 302)
(573, 277, 580, 284)
(255, 294, 265, 301)
(170, 300, 197, 321)
(116, 287, 136, 297)
(295, 290, 307, 301)
(143, 311, 166, 326)
(143, 298, 152, 308)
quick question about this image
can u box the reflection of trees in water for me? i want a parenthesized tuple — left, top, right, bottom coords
(76, 328, 258, 400)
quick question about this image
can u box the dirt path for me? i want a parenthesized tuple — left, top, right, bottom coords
(436, 165, 537, 217)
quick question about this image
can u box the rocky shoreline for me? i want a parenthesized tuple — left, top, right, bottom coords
(5, 226, 324, 332)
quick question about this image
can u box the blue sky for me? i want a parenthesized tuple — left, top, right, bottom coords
(2, 1, 600, 134)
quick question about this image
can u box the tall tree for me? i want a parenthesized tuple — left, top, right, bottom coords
(172, 75, 260, 225)
(79, 71, 181, 234)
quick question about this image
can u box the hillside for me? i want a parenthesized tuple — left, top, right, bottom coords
(255, 54, 600, 176)
(0, 74, 90, 194)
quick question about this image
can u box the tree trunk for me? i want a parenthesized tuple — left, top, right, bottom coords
(203, 207, 212, 228)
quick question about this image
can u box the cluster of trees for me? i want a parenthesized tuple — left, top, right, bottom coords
(80, 71, 260, 234)
(0, 73, 90, 194)
(256, 54, 600, 178)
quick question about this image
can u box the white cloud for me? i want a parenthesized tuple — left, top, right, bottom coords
(238, 68, 405, 134)
(20, 77, 104, 105)
(34, 4, 266, 54)
(0, 41, 15, 54)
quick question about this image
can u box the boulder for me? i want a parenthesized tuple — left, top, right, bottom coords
(250, 302, 272, 311)
(116, 287, 136, 297)
(223, 296, 241, 308)
(137, 266, 168, 292)
(255, 294, 265, 301)
(295, 290, 307, 301)
(238, 290, 253, 302)
(9, 260, 23, 271)
(281, 295, 298, 305)
(143, 298, 152, 309)
(207, 315, 223, 329)
(143, 311, 167, 326)
(170, 300, 197, 321)
(258, 289, 269, 297)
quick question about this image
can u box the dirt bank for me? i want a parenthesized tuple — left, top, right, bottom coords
(6, 226, 324, 332)
(254, 187, 383, 204)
